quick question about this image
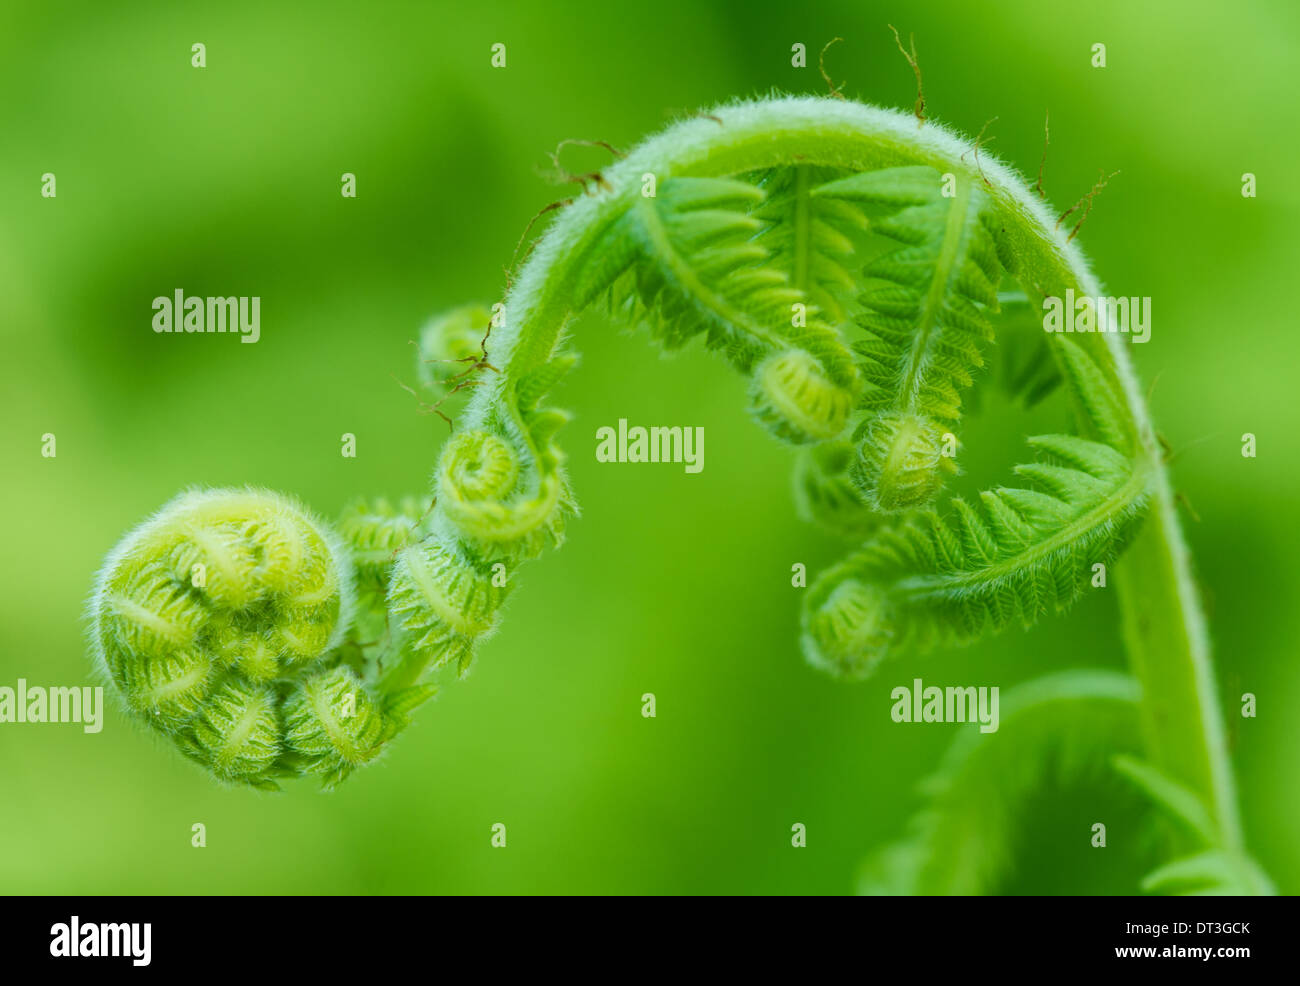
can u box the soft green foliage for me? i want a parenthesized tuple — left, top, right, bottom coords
(86, 93, 1267, 896)
(802, 328, 1150, 677)
(859, 671, 1143, 895)
(751, 165, 867, 326)
(1112, 756, 1277, 895)
(818, 166, 1003, 509)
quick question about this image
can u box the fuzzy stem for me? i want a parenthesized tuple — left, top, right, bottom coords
(1114, 487, 1241, 849)
(455, 96, 1245, 863)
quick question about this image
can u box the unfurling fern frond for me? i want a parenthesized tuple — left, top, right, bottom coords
(801, 327, 1146, 679)
(89, 93, 1255, 896)
(802, 433, 1150, 677)
(579, 176, 861, 443)
(860, 671, 1144, 895)
(815, 166, 1003, 511)
(1112, 756, 1276, 895)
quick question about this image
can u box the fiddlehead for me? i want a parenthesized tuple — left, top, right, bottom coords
(88, 92, 1256, 901)
(92, 98, 1148, 778)
(91, 489, 434, 789)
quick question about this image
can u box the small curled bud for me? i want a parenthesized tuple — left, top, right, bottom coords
(440, 429, 519, 503)
(851, 411, 954, 512)
(416, 304, 491, 389)
(436, 428, 566, 550)
(388, 538, 509, 677)
(748, 348, 854, 444)
(800, 576, 893, 680)
(282, 665, 395, 786)
(174, 678, 283, 787)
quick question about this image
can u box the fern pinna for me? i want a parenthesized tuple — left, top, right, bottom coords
(91, 96, 1268, 894)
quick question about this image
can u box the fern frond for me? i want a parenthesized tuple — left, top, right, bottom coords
(750, 164, 868, 325)
(575, 176, 861, 442)
(90, 94, 1254, 837)
(859, 670, 1143, 895)
(1141, 850, 1276, 896)
(1112, 756, 1277, 895)
(802, 433, 1150, 677)
(815, 166, 1003, 510)
(1111, 755, 1218, 845)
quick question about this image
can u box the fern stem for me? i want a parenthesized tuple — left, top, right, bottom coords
(1113, 447, 1243, 851)
(460, 97, 1246, 855)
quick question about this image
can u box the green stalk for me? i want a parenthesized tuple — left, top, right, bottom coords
(458, 96, 1247, 866)
(1114, 455, 1242, 850)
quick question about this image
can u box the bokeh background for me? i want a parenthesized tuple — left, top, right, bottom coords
(1, 0, 1296, 894)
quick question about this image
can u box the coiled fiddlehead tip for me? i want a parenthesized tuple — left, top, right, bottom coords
(435, 427, 568, 554)
(851, 411, 954, 513)
(88, 487, 431, 789)
(439, 429, 520, 504)
(800, 576, 893, 680)
(749, 348, 855, 444)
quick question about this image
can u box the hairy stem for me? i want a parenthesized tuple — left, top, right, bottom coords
(457, 96, 1242, 856)
(1114, 452, 1242, 850)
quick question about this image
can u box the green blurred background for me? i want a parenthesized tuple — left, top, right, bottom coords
(1, 0, 1296, 894)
